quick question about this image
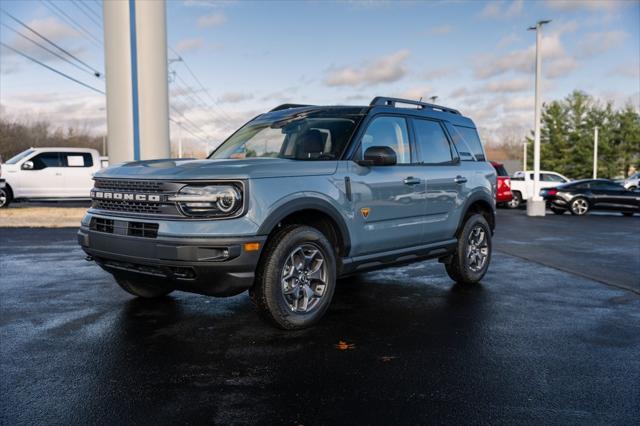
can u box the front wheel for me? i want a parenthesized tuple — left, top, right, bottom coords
(507, 191, 522, 209)
(445, 214, 492, 285)
(569, 198, 590, 216)
(251, 225, 336, 330)
(0, 187, 11, 208)
(115, 275, 174, 298)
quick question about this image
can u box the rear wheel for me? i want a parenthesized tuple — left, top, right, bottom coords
(251, 225, 336, 330)
(507, 191, 522, 209)
(569, 198, 590, 216)
(445, 214, 492, 285)
(0, 187, 12, 208)
(115, 275, 174, 298)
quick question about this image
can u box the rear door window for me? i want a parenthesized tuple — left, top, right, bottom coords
(62, 153, 93, 167)
(412, 118, 454, 164)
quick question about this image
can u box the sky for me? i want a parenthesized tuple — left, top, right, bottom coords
(1, 0, 639, 154)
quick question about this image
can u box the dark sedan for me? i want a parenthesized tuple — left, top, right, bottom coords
(541, 179, 640, 216)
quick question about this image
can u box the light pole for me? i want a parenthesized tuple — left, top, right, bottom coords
(593, 126, 598, 179)
(526, 19, 551, 217)
(523, 141, 527, 171)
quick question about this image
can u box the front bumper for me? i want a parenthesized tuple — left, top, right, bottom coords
(78, 225, 266, 297)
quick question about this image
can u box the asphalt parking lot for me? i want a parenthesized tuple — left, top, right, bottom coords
(1, 209, 639, 424)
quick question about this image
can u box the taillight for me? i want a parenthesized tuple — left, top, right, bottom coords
(547, 188, 558, 196)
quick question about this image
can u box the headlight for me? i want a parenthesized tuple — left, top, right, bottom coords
(169, 183, 244, 218)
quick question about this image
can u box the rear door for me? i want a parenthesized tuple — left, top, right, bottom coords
(349, 115, 427, 255)
(411, 117, 464, 242)
(19, 152, 65, 197)
(61, 152, 95, 197)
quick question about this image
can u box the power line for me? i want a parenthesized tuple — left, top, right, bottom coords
(42, 0, 102, 47)
(1, 9, 102, 77)
(1, 22, 98, 78)
(169, 115, 209, 144)
(71, 0, 102, 28)
(0, 42, 105, 95)
(169, 105, 214, 142)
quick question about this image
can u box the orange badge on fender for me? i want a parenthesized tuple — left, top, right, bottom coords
(360, 207, 370, 219)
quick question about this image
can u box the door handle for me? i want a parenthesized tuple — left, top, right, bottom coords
(403, 177, 421, 185)
(55, 172, 62, 176)
(454, 175, 467, 184)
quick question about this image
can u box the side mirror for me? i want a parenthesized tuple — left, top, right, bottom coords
(358, 146, 397, 166)
(22, 161, 34, 170)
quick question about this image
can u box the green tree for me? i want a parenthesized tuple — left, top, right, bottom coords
(612, 105, 640, 177)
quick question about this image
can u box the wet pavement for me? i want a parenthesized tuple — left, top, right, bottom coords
(1, 210, 639, 424)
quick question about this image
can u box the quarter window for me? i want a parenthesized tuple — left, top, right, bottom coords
(454, 126, 486, 161)
(360, 116, 410, 164)
(413, 119, 453, 164)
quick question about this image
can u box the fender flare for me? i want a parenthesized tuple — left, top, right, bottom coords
(457, 190, 495, 232)
(257, 197, 352, 256)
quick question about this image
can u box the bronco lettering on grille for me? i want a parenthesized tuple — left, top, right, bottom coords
(91, 191, 161, 203)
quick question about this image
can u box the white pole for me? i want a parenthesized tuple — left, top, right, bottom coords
(178, 121, 183, 159)
(102, 135, 107, 156)
(527, 20, 550, 217)
(523, 142, 527, 171)
(593, 127, 598, 179)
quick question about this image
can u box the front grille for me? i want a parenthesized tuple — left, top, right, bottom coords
(90, 217, 159, 238)
(91, 179, 182, 216)
(94, 199, 163, 214)
(128, 221, 159, 238)
(94, 179, 163, 193)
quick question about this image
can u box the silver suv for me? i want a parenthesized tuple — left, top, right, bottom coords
(78, 97, 497, 329)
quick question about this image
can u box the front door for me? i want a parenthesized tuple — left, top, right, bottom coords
(18, 152, 65, 197)
(349, 115, 426, 255)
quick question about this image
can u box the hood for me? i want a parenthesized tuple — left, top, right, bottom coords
(95, 158, 338, 180)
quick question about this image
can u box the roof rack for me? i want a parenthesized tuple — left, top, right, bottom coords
(269, 104, 314, 112)
(370, 96, 460, 115)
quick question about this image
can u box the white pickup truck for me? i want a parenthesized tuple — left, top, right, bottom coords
(0, 147, 108, 208)
(507, 170, 571, 208)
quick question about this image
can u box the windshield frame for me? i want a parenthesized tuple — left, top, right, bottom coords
(5, 149, 35, 165)
(208, 107, 366, 161)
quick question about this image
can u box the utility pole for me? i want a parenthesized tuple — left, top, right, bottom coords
(593, 126, 599, 179)
(523, 142, 527, 171)
(526, 19, 551, 217)
(177, 121, 183, 158)
(102, 135, 107, 156)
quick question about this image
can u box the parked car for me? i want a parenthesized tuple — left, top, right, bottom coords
(0, 147, 107, 208)
(490, 161, 512, 205)
(78, 96, 497, 329)
(623, 172, 639, 190)
(508, 170, 570, 208)
(541, 179, 639, 216)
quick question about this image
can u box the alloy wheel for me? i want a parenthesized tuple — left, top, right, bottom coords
(466, 225, 489, 272)
(0, 189, 7, 208)
(281, 243, 328, 313)
(571, 198, 589, 215)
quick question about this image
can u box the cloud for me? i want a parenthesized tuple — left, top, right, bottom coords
(176, 37, 205, 54)
(474, 33, 578, 79)
(422, 66, 457, 80)
(325, 49, 411, 87)
(496, 33, 521, 49)
(429, 25, 453, 35)
(197, 13, 227, 28)
(608, 63, 640, 80)
(577, 31, 627, 58)
(481, 78, 530, 93)
(450, 87, 471, 99)
(480, 0, 524, 19)
(218, 92, 253, 103)
(544, 0, 630, 12)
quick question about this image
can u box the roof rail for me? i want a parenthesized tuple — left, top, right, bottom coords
(370, 96, 460, 115)
(269, 103, 314, 112)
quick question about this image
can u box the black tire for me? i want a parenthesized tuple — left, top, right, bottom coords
(507, 191, 522, 209)
(251, 225, 336, 330)
(445, 214, 492, 285)
(622, 212, 634, 217)
(550, 206, 565, 215)
(114, 275, 174, 298)
(0, 186, 12, 208)
(569, 197, 590, 216)
(628, 186, 637, 191)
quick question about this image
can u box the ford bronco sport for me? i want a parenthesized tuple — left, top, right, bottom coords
(78, 97, 496, 329)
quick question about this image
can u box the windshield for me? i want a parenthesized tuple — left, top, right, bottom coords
(5, 149, 34, 164)
(210, 112, 363, 161)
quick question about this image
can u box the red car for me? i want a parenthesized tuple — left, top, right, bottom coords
(491, 161, 513, 205)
